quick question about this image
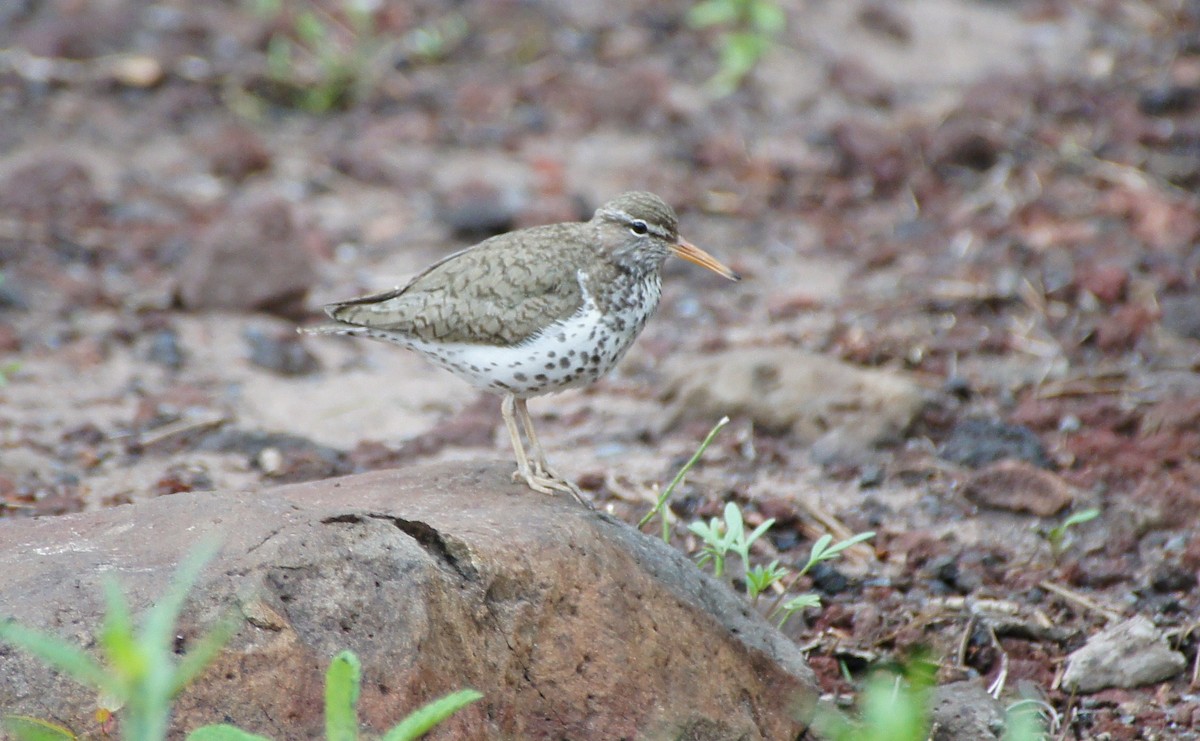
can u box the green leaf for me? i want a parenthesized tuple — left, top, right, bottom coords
(1061, 508, 1100, 528)
(743, 518, 775, 548)
(0, 621, 114, 695)
(267, 35, 293, 82)
(99, 578, 145, 682)
(816, 531, 876, 562)
(381, 689, 483, 741)
(187, 724, 274, 741)
(295, 11, 328, 47)
(170, 614, 241, 697)
(325, 651, 362, 741)
(1, 715, 78, 741)
(749, 1, 786, 34)
(722, 503, 744, 543)
(687, 0, 739, 28)
(144, 540, 220, 661)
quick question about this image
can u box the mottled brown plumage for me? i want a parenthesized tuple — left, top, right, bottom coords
(304, 191, 738, 504)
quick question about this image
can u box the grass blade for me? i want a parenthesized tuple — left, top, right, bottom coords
(325, 651, 362, 741)
(381, 690, 483, 741)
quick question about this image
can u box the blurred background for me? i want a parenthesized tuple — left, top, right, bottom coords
(1, 0, 1198, 733)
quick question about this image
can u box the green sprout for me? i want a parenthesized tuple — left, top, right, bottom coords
(639, 416, 730, 543)
(1044, 507, 1100, 559)
(687, 0, 786, 95)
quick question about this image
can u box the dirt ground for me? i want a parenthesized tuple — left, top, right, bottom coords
(2, 0, 1199, 737)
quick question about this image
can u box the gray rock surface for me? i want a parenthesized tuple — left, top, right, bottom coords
(0, 462, 815, 740)
(1061, 615, 1187, 693)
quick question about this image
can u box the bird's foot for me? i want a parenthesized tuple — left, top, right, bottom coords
(512, 468, 593, 509)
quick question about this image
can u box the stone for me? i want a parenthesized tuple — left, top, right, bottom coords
(962, 459, 1075, 517)
(662, 348, 926, 464)
(929, 681, 1006, 741)
(0, 462, 816, 740)
(176, 197, 315, 315)
(939, 418, 1052, 469)
(1060, 616, 1187, 693)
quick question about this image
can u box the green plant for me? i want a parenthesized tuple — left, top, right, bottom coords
(768, 530, 876, 627)
(815, 654, 1050, 741)
(190, 651, 483, 741)
(688, 501, 774, 582)
(686, 500, 875, 626)
(239, 1, 466, 114)
(687, 0, 786, 95)
(814, 656, 936, 741)
(0, 360, 19, 387)
(1043, 507, 1100, 559)
(0, 541, 238, 741)
(1003, 698, 1052, 741)
(639, 416, 730, 543)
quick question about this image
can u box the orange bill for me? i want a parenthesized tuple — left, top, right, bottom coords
(670, 238, 740, 281)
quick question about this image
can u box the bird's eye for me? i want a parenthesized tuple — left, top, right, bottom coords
(630, 220, 649, 236)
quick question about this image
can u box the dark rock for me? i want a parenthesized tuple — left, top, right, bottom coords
(962, 459, 1075, 517)
(0, 463, 817, 739)
(939, 418, 1052, 469)
(144, 328, 186, 370)
(809, 562, 850, 595)
(1138, 86, 1200, 115)
(244, 326, 320, 376)
(927, 118, 1003, 173)
(1160, 293, 1200, 340)
(176, 198, 316, 315)
(436, 181, 525, 238)
(929, 681, 1006, 740)
(1149, 563, 1198, 593)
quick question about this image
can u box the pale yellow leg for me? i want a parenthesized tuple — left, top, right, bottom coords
(505, 396, 589, 507)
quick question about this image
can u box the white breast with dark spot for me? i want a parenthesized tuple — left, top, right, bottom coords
(403, 270, 661, 397)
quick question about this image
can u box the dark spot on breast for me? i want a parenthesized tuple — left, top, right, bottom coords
(557, 332, 567, 342)
(547, 350, 556, 358)
(559, 357, 570, 368)
(514, 372, 528, 382)
(496, 381, 512, 390)
(544, 362, 555, 370)
(576, 366, 585, 374)
(535, 374, 547, 382)
(591, 353, 601, 364)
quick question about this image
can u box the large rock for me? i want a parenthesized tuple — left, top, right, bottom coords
(0, 462, 815, 740)
(1060, 616, 1187, 694)
(662, 348, 926, 464)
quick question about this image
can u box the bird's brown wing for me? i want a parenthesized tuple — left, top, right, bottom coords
(324, 223, 593, 346)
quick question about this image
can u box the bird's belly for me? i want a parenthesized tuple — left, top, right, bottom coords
(405, 299, 655, 397)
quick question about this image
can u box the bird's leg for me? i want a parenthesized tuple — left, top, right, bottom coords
(512, 397, 590, 508)
(514, 397, 555, 478)
(502, 394, 546, 492)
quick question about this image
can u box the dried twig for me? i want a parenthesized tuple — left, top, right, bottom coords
(1038, 580, 1124, 623)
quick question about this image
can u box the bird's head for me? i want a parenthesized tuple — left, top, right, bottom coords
(592, 191, 739, 281)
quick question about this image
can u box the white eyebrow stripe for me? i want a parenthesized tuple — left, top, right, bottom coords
(601, 207, 673, 240)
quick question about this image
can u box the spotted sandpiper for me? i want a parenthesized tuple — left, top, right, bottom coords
(303, 191, 739, 504)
